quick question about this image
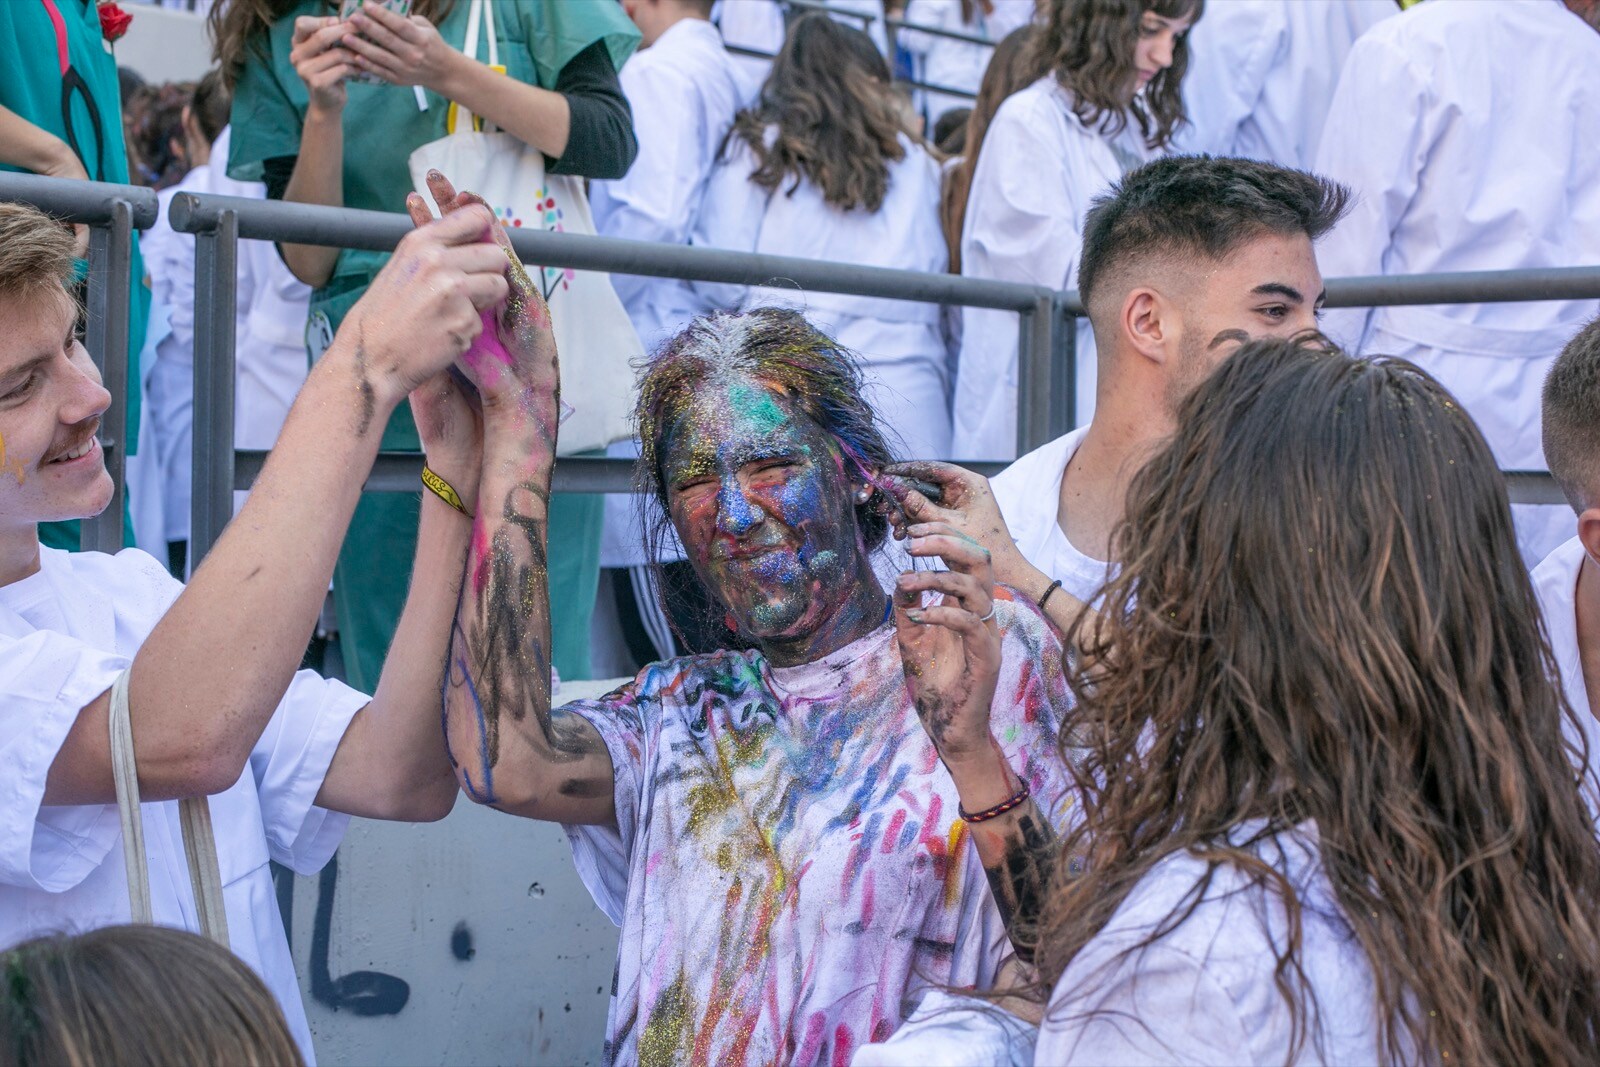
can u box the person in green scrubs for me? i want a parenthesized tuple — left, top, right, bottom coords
(0, 0, 150, 551)
(216, 0, 640, 689)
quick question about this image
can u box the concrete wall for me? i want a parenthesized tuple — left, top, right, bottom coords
(275, 684, 625, 1066)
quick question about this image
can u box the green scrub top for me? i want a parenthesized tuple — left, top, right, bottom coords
(229, 0, 639, 368)
(3, 0, 150, 551)
(227, 0, 636, 688)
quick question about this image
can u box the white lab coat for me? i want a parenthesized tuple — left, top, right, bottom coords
(953, 76, 1151, 460)
(690, 129, 953, 460)
(1174, 0, 1395, 169)
(590, 18, 744, 354)
(1314, 0, 1600, 566)
(897, 0, 1036, 122)
(0, 547, 364, 1065)
(711, 0, 787, 105)
(1036, 822, 1391, 1065)
(1532, 536, 1600, 820)
(140, 127, 312, 545)
(590, 17, 744, 569)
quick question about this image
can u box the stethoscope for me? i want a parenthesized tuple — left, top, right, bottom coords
(40, 0, 108, 182)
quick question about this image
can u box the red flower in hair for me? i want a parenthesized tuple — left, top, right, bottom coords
(98, 1, 133, 44)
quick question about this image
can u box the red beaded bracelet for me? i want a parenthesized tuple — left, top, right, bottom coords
(959, 778, 1031, 823)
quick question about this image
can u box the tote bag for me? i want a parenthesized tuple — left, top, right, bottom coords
(408, 0, 640, 455)
(109, 669, 230, 946)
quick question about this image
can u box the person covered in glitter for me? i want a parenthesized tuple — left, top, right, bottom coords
(440, 300, 1082, 1065)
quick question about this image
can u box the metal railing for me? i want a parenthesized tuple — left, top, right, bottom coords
(1, 173, 1592, 568)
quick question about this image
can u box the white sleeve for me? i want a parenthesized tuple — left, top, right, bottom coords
(246, 670, 367, 874)
(896, 0, 953, 59)
(558, 688, 650, 928)
(0, 631, 125, 892)
(1312, 33, 1432, 353)
(1037, 944, 1255, 1066)
(589, 58, 716, 312)
(1172, 1, 1283, 156)
(686, 138, 770, 311)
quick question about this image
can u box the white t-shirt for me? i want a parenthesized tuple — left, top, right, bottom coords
(989, 426, 1113, 608)
(1532, 535, 1600, 817)
(1036, 823, 1390, 1065)
(0, 547, 365, 1064)
(561, 599, 1078, 1065)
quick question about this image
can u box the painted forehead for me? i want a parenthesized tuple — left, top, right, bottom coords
(661, 374, 836, 478)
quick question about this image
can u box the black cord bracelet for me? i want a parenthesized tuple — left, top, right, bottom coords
(1037, 579, 1064, 611)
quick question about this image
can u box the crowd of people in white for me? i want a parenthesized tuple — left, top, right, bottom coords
(5, 0, 1600, 1065)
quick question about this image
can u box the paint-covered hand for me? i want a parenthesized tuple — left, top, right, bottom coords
(894, 521, 1002, 765)
(411, 368, 482, 515)
(336, 201, 510, 420)
(409, 170, 561, 436)
(884, 462, 1033, 593)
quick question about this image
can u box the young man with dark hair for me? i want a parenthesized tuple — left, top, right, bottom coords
(1532, 316, 1600, 815)
(896, 155, 1348, 612)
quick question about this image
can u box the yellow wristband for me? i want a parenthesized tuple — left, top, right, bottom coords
(421, 465, 469, 515)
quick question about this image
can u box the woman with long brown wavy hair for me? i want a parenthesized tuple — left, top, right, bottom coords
(938, 24, 1047, 274)
(951, 0, 1201, 459)
(1023, 335, 1600, 1062)
(691, 14, 952, 459)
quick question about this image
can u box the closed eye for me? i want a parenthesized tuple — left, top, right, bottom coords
(0, 370, 41, 403)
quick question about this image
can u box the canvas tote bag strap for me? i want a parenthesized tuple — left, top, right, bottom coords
(107, 669, 231, 947)
(455, 0, 499, 134)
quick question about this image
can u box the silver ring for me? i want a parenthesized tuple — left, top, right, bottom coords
(978, 605, 996, 623)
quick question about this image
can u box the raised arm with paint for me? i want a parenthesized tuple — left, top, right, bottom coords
(0, 192, 511, 1062)
(444, 303, 1081, 1064)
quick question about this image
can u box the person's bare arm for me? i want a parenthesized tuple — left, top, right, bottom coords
(893, 523, 1057, 961)
(312, 372, 480, 822)
(42, 206, 510, 806)
(0, 104, 91, 256)
(421, 175, 616, 826)
(279, 15, 356, 287)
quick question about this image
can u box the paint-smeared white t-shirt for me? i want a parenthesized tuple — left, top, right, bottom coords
(562, 597, 1077, 1066)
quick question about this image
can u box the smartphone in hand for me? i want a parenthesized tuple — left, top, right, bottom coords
(339, 0, 414, 84)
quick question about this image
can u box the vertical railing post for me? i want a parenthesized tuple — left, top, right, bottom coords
(1049, 296, 1078, 440)
(190, 208, 238, 568)
(81, 198, 132, 553)
(1016, 293, 1055, 457)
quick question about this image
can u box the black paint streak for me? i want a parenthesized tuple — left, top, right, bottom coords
(305, 854, 412, 1016)
(352, 328, 376, 438)
(450, 921, 476, 961)
(981, 812, 1057, 963)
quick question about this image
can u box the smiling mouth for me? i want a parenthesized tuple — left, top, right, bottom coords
(45, 423, 102, 465)
(716, 541, 789, 563)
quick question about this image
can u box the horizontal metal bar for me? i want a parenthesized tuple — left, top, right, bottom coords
(1323, 266, 1600, 309)
(233, 452, 1012, 495)
(888, 14, 996, 46)
(786, 0, 876, 24)
(169, 192, 1047, 311)
(1505, 470, 1566, 507)
(0, 172, 160, 229)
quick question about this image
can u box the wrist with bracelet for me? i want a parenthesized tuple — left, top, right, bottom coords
(421, 465, 470, 515)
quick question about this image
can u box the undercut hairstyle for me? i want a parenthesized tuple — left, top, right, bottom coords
(1035, 0, 1202, 152)
(1, 925, 304, 1067)
(634, 308, 898, 640)
(0, 203, 77, 302)
(1542, 316, 1600, 512)
(1039, 335, 1600, 1064)
(1077, 155, 1351, 321)
(725, 14, 906, 213)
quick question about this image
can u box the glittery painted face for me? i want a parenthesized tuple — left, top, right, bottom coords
(663, 374, 868, 644)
